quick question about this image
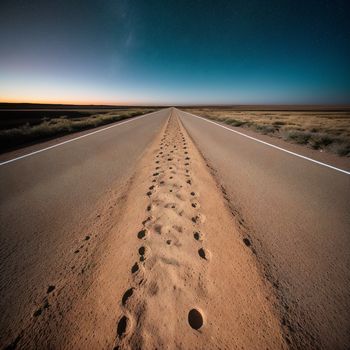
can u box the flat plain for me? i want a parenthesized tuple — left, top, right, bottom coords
(184, 107, 350, 157)
(0, 104, 157, 153)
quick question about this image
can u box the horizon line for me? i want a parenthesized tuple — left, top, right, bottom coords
(1, 101, 350, 108)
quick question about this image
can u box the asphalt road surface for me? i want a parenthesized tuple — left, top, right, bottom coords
(0, 108, 170, 344)
(176, 108, 350, 349)
(1, 107, 349, 349)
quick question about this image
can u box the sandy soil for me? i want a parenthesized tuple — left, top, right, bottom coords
(112, 110, 288, 349)
(2, 110, 288, 349)
(184, 108, 350, 158)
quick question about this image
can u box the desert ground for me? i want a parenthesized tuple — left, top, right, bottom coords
(0, 108, 349, 349)
(184, 107, 350, 157)
(0, 105, 156, 153)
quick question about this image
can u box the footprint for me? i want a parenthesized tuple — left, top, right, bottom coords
(33, 299, 49, 318)
(117, 315, 129, 338)
(131, 262, 139, 274)
(198, 248, 210, 260)
(122, 288, 134, 306)
(191, 216, 199, 223)
(142, 217, 151, 225)
(137, 229, 147, 239)
(47, 285, 55, 294)
(3, 335, 22, 350)
(193, 231, 203, 241)
(33, 308, 42, 317)
(139, 246, 148, 261)
(243, 238, 251, 247)
(188, 309, 204, 330)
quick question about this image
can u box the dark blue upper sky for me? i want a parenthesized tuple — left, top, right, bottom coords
(1, 0, 349, 105)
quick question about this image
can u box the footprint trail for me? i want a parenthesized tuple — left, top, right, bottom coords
(114, 109, 288, 349)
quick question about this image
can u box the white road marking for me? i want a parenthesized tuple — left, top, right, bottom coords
(178, 109, 350, 176)
(0, 109, 165, 166)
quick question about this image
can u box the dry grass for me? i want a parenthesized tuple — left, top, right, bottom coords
(0, 108, 155, 152)
(184, 108, 350, 156)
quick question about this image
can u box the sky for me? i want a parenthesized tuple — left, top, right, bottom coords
(0, 0, 349, 105)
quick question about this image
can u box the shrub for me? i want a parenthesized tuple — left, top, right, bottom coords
(329, 141, 350, 156)
(254, 124, 276, 134)
(272, 121, 286, 126)
(284, 130, 312, 144)
(308, 133, 334, 149)
(224, 118, 246, 127)
(0, 109, 154, 152)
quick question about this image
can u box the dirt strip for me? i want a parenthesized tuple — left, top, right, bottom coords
(114, 109, 288, 349)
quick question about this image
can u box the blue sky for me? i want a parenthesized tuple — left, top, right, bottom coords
(1, 0, 349, 105)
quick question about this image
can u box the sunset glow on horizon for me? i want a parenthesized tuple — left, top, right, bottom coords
(1, 0, 349, 105)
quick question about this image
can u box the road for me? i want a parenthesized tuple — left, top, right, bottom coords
(176, 108, 350, 349)
(1, 107, 349, 349)
(0, 108, 170, 345)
